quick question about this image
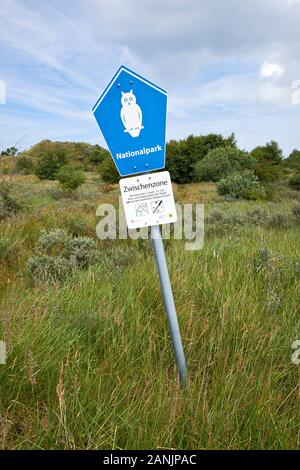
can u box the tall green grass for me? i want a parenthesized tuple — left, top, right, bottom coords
(0, 175, 300, 449)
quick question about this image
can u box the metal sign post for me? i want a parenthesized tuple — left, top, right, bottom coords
(151, 225, 188, 385)
(93, 66, 188, 385)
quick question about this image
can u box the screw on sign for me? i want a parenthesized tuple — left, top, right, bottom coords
(93, 66, 187, 385)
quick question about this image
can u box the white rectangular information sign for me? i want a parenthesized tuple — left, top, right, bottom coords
(120, 171, 177, 229)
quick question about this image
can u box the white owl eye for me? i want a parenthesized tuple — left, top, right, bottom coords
(129, 97, 133, 101)
(124, 98, 128, 102)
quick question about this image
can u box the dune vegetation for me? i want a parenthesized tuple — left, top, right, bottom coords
(0, 137, 300, 449)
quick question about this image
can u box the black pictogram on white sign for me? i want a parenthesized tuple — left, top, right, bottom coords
(135, 203, 148, 217)
(151, 200, 165, 214)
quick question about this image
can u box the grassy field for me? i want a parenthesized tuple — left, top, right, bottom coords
(0, 173, 300, 449)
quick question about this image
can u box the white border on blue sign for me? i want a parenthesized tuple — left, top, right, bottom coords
(92, 65, 167, 113)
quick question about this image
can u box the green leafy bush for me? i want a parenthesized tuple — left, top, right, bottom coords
(166, 133, 236, 184)
(27, 229, 99, 284)
(284, 149, 300, 171)
(99, 156, 119, 184)
(65, 237, 98, 268)
(1, 147, 17, 157)
(246, 208, 269, 225)
(267, 213, 293, 229)
(217, 171, 266, 200)
(27, 255, 72, 284)
(195, 146, 254, 182)
(15, 156, 34, 175)
(36, 229, 70, 257)
(289, 174, 300, 191)
(34, 149, 68, 180)
(56, 165, 85, 192)
(251, 141, 283, 182)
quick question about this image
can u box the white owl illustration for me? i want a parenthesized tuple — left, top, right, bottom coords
(120, 90, 144, 138)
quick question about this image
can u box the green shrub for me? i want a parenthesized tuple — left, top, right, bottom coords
(217, 171, 266, 200)
(0, 183, 21, 218)
(289, 174, 300, 191)
(253, 161, 282, 183)
(268, 213, 293, 229)
(56, 165, 85, 192)
(34, 149, 68, 180)
(65, 236, 99, 268)
(36, 229, 70, 257)
(246, 208, 269, 225)
(206, 209, 245, 235)
(27, 229, 99, 284)
(15, 156, 34, 175)
(99, 156, 119, 184)
(1, 146, 17, 157)
(284, 149, 300, 171)
(166, 133, 236, 184)
(195, 146, 254, 182)
(251, 141, 283, 182)
(27, 255, 72, 284)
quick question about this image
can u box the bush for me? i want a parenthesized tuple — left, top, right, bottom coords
(36, 229, 70, 257)
(1, 147, 17, 157)
(27, 229, 99, 284)
(166, 133, 236, 184)
(0, 183, 21, 218)
(268, 213, 293, 229)
(27, 255, 72, 284)
(56, 165, 85, 192)
(217, 171, 266, 200)
(99, 157, 119, 184)
(195, 146, 254, 182)
(284, 149, 300, 171)
(34, 149, 68, 180)
(289, 174, 300, 191)
(206, 209, 245, 235)
(15, 156, 34, 175)
(246, 208, 269, 225)
(251, 141, 283, 182)
(66, 237, 98, 268)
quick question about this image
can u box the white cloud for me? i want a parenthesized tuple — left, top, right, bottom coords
(257, 82, 289, 105)
(0, 0, 300, 153)
(259, 61, 285, 79)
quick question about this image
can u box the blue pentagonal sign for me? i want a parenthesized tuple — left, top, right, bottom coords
(92, 65, 167, 177)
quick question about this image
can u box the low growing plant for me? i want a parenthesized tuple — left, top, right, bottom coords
(27, 229, 100, 284)
(56, 165, 85, 192)
(217, 171, 266, 200)
(289, 174, 300, 191)
(0, 183, 22, 218)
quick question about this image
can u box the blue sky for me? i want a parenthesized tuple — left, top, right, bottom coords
(0, 0, 299, 155)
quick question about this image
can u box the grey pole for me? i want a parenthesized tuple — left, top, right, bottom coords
(151, 224, 188, 385)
